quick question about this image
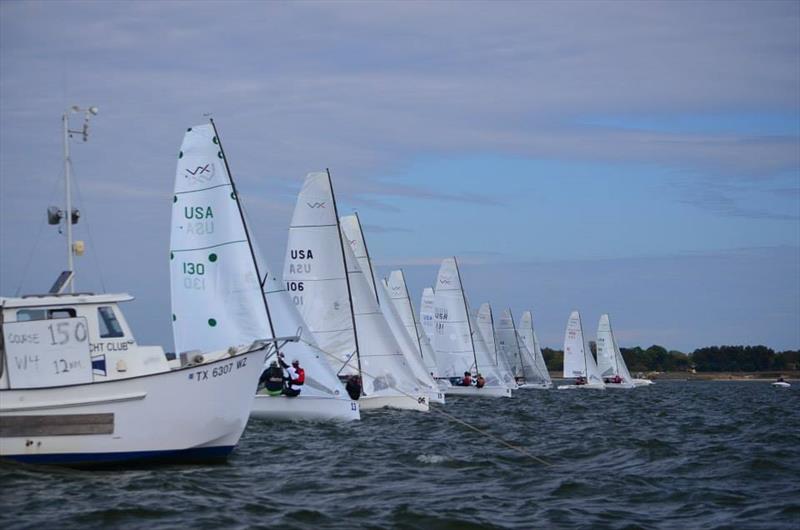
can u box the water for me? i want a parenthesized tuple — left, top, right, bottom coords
(2, 381, 799, 529)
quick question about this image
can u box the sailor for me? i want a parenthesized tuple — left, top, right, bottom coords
(346, 374, 362, 400)
(612, 374, 622, 384)
(575, 376, 586, 386)
(462, 371, 472, 386)
(475, 373, 486, 389)
(259, 360, 284, 396)
(282, 359, 305, 397)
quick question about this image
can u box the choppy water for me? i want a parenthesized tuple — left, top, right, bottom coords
(2, 381, 799, 529)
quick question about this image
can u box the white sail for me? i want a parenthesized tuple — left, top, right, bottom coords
(596, 314, 634, 383)
(386, 270, 439, 378)
(475, 303, 517, 388)
(563, 310, 604, 385)
(170, 123, 273, 354)
(419, 287, 436, 344)
(340, 215, 438, 397)
(284, 172, 427, 409)
(519, 311, 553, 385)
(433, 258, 505, 387)
(283, 171, 355, 372)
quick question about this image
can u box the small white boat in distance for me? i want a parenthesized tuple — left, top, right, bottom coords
(557, 311, 606, 390)
(772, 377, 791, 388)
(596, 314, 635, 389)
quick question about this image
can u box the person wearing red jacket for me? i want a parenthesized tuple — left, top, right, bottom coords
(280, 356, 305, 397)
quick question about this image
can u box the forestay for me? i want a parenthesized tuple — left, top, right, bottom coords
(170, 123, 273, 354)
(518, 311, 553, 385)
(386, 270, 439, 377)
(596, 314, 633, 383)
(563, 310, 604, 385)
(475, 303, 517, 388)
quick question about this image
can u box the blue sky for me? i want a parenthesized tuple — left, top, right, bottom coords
(1, 1, 798, 351)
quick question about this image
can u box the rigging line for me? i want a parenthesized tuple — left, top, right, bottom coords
(70, 159, 107, 293)
(14, 168, 65, 296)
(295, 336, 551, 467)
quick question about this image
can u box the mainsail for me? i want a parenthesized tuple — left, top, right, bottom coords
(563, 310, 604, 385)
(170, 122, 274, 354)
(596, 314, 633, 383)
(518, 311, 553, 386)
(419, 287, 436, 344)
(475, 303, 517, 388)
(385, 270, 440, 377)
(432, 257, 504, 387)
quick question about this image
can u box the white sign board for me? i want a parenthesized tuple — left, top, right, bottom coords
(3, 317, 93, 389)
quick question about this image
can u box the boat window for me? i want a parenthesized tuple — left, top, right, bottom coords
(16, 309, 46, 321)
(49, 308, 76, 319)
(97, 306, 124, 338)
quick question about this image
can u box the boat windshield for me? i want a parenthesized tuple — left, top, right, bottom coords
(97, 306, 124, 338)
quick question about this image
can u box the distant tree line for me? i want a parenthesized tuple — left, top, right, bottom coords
(541, 345, 799, 373)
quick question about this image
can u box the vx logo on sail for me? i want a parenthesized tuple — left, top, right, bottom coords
(306, 202, 326, 208)
(184, 164, 215, 184)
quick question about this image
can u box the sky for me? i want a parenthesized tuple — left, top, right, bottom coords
(1, 0, 798, 352)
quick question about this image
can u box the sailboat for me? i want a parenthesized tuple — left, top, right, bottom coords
(595, 314, 636, 389)
(385, 270, 445, 385)
(517, 311, 554, 389)
(557, 310, 606, 390)
(0, 119, 271, 466)
(475, 303, 519, 390)
(340, 215, 443, 404)
(432, 258, 512, 397)
(283, 171, 429, 411)
(170, 123, 358, 422)
(494, 308, 548, 389)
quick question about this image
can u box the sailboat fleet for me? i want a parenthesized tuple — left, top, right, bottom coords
(0, 117, 651, 466)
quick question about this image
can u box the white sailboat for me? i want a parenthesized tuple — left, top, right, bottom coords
(432, 258, 512, 397)
(340, 215, 443, 404)
(170, 123, 358, 422)
(0, 118, 270, 466)
(557, 310, 606, 390)
(283, 171, 428, 411)
(517, 311, 554, 389)
(596, 314, 636, 389)
(384, 270, 443, 381)
(495, 308, 548, 389)
(475, 303, 519, 389)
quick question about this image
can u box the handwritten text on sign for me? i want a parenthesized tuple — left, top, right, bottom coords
(3, 317, 93, 388)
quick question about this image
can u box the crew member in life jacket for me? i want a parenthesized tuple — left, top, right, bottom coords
(461, 371, 472, 386)
(475, 373, 486, 389)
(575, 376, 587, 386)
(346, 374, 362, 400)
(258, 360, 284, 396)
(279, 355, 305, 397)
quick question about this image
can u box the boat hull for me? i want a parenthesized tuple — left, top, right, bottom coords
(428, 390, 446, 404)
(359, 394, 430, 411)
(444, 386, 512, 398)
(517, 382, 553, 390)
(604, 382, 635, 389)
(556, 383, 606, 390)
(250, 394, 360, 422)
(772, 382, 791, 388)
(0, 347, 266, 466)
(632, 378, 654, 386)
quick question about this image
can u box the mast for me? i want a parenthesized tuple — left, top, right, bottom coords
(508, 308, 528, 380)
(353, 212, 380, 305)
(328, 169, 363, 380)
(453, 257, 479, 374)
(62, 112, 74, 292)
(209, 118, 277, 340)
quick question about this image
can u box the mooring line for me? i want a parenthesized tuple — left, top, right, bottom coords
(295, 337, 552, 466)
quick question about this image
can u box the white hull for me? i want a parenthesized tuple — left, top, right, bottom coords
(772, 382, 791, 388)
(632, 378, 654, 386)
(604, 382, 635, 389)
(557, 383, 606, 390)
(428, 391, 446, 405)
(444, 386, 513, 398)
(0, 347, 266, 465)
(360, 394, 430, 411)
(250, 394, 360, 422)
(517, 382, 553, 390)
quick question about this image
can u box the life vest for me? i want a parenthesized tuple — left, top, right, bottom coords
(295, 367, 305, 385)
